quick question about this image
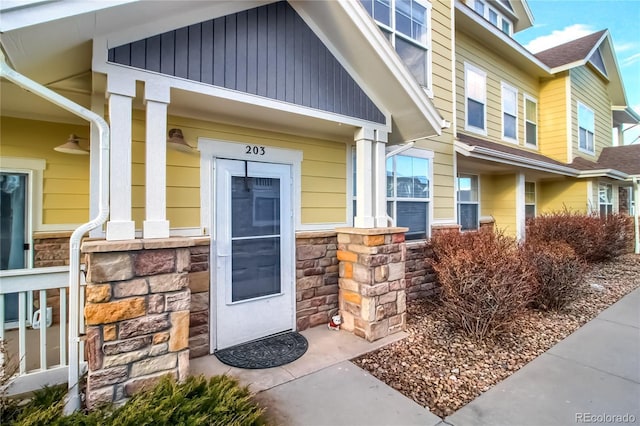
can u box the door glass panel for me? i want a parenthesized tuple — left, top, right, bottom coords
(232, 238, 281, 302)
(231, 177, 280, 238)
(230, 176, 281, 302)
(1, 172, 28, 323)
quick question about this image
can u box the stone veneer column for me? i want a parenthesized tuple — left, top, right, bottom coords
(82, 238, 198, 409)
(336, 227, 407, 342)
(295, 231, 339, 331)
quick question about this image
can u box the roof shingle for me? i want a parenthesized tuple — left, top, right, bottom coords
(535, 30, 607, 68)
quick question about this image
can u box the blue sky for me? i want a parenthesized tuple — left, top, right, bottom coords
(513, 0, 640, 145)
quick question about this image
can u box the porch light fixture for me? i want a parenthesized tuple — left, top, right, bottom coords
(54, 134, 89, 155)
(167, 128, 194, 152)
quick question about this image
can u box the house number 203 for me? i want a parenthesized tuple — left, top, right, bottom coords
(245, 145, 266, 155)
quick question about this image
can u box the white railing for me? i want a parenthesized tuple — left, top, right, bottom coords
(0, 266, 85, 395)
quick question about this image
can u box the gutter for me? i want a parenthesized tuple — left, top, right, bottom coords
(454, 140, 577, 176)
(0, 52, 110, 414)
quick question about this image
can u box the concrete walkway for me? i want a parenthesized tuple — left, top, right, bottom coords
(253, 288, 639, 426)
(445, 287, 640, 426)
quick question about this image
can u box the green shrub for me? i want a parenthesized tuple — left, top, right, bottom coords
(526, 210, 631, 262)
(5, 375, 266, 426)
(525, 241, 587, 310)
(430, 229, 538, 340)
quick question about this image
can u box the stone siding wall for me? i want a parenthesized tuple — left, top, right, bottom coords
(336, 228, 407, 342)
(405, 242, 438, 301)
(295, 232, 339, 331)
(33, 232, 71, 268)
(188, 244, 210, 358)
(82, 238, 196, 409)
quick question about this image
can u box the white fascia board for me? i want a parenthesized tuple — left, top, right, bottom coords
(293, 0, 443, 139)
(454, 0, 551, 75)
(0, 0, 139, 32)
(454, 140, 578, 176)
(94, 58, 390, 133)
(339, 0, 443, 137)
(577, 169, 629, 180)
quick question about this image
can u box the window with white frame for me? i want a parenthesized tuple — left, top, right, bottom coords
(465, 63, 487, 134)
(352, 147, 432, 240)
(525, 96, 538, 147)
(360, 0, 432, 90)
(472, 0, 513, 35)
(502, 83, 518, 142)
(525, 181, 536, 219)
(599, 183, 613, 217)
(457, 174, 479, 231)
(578, 102, 595, 154)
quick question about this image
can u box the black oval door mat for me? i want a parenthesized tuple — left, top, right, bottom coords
(214, 331, 308, 369)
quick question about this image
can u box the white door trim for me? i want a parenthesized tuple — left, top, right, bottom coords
(198, 138, 302, 353)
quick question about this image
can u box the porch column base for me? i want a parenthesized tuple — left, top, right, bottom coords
(106, 220, 135, 241)
(335, 227, 408, 342)
(143, 220, 170, 239)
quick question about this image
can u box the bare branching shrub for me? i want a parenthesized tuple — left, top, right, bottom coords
(525, 241, 587, 311)
(430, 229, 538, 340)
(1, 339, 20, 424)
(526, 210, 632, 262)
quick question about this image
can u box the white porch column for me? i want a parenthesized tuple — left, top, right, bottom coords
(89, 94, 104, 238)
(515, 172, 526, 241)
(143, 80, 170, 239)
(106, 74, 136, 241)
(373, 130, 388, 227)
(354, 128, 375, 228)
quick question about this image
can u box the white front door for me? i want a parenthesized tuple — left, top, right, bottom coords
(214, 159, 294, 350)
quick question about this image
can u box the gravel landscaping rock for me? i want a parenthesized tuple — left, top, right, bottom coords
(352, 254, 640, 418)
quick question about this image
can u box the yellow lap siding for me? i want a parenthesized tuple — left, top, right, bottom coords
(138, 113, 347, 229)
(480, 174, 517, 236)
(1, 117, 90, 227)
(539, 75, 569, 162)
(539, 180, 589, 213)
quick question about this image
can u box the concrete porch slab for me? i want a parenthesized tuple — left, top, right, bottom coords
(255, 361, 441, 426)
(189, 325, 408, 393)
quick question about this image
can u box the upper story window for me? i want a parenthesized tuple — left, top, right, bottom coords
(472, 0, 513, 36)
(360, 0, 432, 91)
(457, 174, 479, 231)
(525, 96, 538, 147)
(465, 63, 487, 134)
(501, 83, 518, 142)
(578, 102, 595, 154)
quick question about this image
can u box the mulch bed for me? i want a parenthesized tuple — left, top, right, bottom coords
(352, 254, 640, 418)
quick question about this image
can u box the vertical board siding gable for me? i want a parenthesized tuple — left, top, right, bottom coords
(108, 1, 385, 124)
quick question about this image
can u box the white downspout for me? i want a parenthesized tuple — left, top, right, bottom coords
(0, 52, 110, 413)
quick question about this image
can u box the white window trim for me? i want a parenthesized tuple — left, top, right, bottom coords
(457, 173, 480, 231)
(198, 138, 306, 234)
(464, 62, 487, 136)
(598, 182, 613, 216)
(525, 181, 536, 218)
(471, 0, 513, 36)
(524, 94, 539, 149)
(365, 0, 433, 95)
(577, 101, 596, 155)
(1, 157, 46, 236)
(501, 82, 518, 144)
(386, 147, 434, 239)
(348, 144, 434, 238)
